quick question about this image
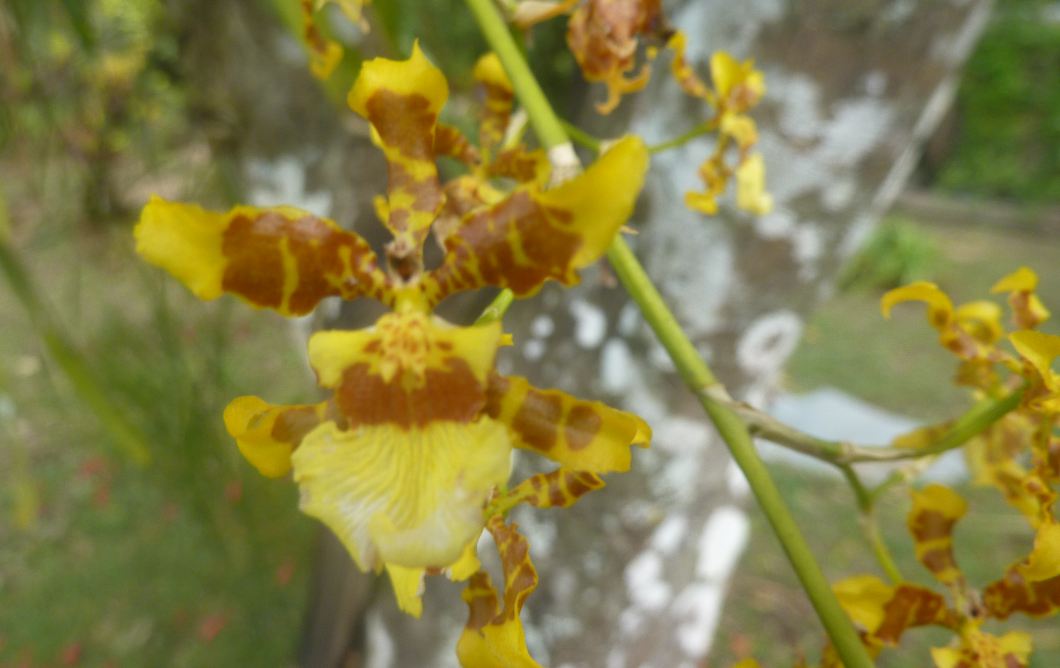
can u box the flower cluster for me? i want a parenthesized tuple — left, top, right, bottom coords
(135, 44, 651, 665)
(777, 269, 1059, 667)
(666, 33, 772, 216)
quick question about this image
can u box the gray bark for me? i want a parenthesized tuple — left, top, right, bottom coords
(170, 1, 991, 666)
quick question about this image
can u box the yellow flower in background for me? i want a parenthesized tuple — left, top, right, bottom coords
(735, 153, 772, 215)
(666, 32, 771, 216)
(135, 42, 650, 662)
(824, 483, 1052, 667)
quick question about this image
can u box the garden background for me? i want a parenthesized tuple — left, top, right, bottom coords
(2, 0, 1060, 666)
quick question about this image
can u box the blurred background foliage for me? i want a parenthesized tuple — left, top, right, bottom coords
(1, 0, 1059, 665)
(933, 0, 1060, 202)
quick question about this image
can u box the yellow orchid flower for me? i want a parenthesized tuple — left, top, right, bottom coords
(666, 31, 772, 217)
(135, 42, 651, 644)
(992, 266, 1050, 330)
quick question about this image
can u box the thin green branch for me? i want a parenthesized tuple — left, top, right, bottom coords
(840, 464, 903, 583)
(465, 2, 874, 663)
(719, 388, 1024, 465)
(475, 288, 515, 325)
(647, 120, 715, 154)
(606, 241, 875, 668)
(558, 119, 602, 152)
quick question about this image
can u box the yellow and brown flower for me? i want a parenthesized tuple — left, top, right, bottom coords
(135, 42, 651, 652)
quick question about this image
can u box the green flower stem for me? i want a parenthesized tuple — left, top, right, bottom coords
(464, 1, 872, 664)
(0, 241, 151, 465)
(606, 240, 873, 668)
(559, 119, 602, 152)
(840, 464, 903, 583)
(719, 387, 1024, 465)
(647, 120, 716, 154)
(475, 288, 515, 325)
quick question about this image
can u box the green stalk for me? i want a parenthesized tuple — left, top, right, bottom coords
(463, 0, 568, 150)
(463, 1, 873, 665)
(607, 240, 873, 667)
(475, 288, 514, 325)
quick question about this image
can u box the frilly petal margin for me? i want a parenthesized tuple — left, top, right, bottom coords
(457, 517, 542, 668)
(290, 419, 512, 573)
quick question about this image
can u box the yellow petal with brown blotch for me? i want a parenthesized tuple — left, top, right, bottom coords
(491, 469, 605, 516)
(348, 41, 447, 253)
(224, 396, 331, 478)
(930, 630, 1032, 668)
(425, 135, 649, 302)
(484, 374, 650, 473)
(993, 267, 1050, 330)
(308, 313, 502, 428)
(473, 53, 514, 158)
(135, 196, 388, 315)
(833, 575, 956, 646)
(908, 484, 968, 587)
(457, 517, 542, 668)
(710, 51, 765, 112)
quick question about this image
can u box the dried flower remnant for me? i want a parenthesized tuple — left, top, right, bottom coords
(566, 0, 667, 114)
(666, 32, 772, 216)
(135, 43, 650, 665)
(513, 0, 669, 114)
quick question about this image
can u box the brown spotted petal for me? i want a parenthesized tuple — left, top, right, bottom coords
(348, 42, 447, 258)
(983, 564, 1060, 620)
(435, 123, 481, 166)
(908, 484, 969, 589)
(135, 196, 388, 315)
(424, 135, 649, 303)
(833, 575, 958, 648)
(224, 396, 333, 478)
(484, 373, 650, 473)
(456, 517, 543, 668)
(491, 469, 605, 516)
(930, 629, 1032, 668)
(473, 53, 515, 159)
